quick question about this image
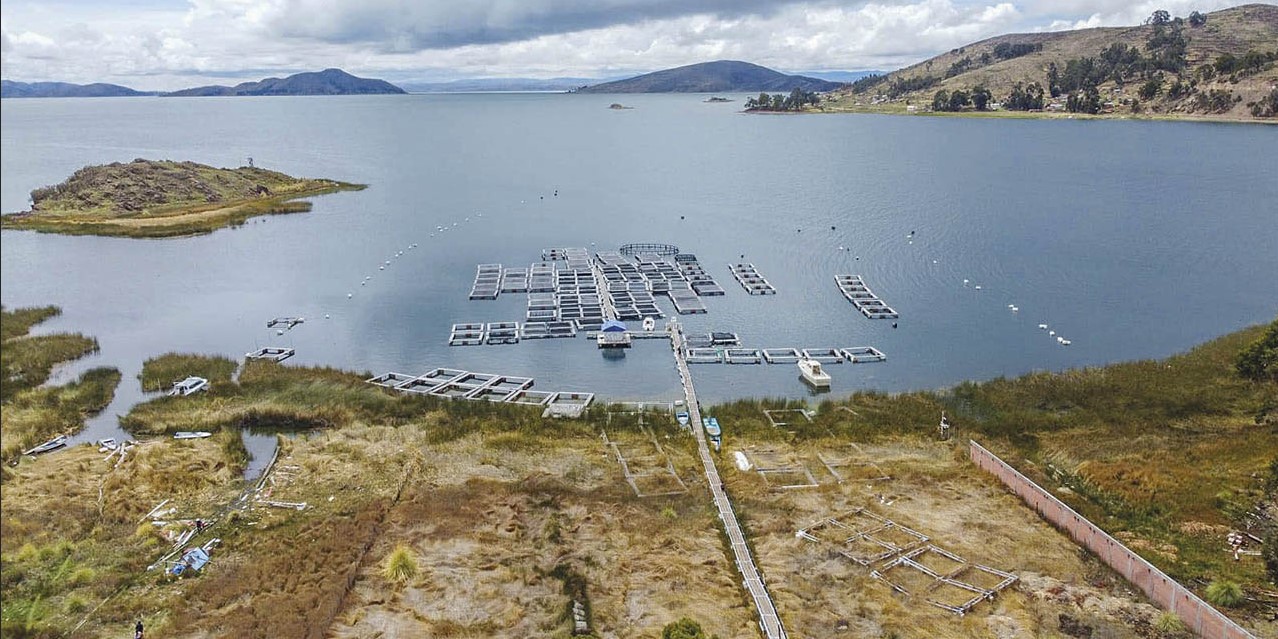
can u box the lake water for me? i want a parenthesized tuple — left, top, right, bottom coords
(3, 94, 1276, 448)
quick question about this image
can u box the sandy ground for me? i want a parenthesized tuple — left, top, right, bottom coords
(723, 436, 1169, 639)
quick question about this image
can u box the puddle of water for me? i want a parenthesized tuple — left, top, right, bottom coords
(240, 428, 280, 482)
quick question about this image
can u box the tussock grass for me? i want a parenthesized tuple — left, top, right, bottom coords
(382, 544, 419, 586)
(1, 306, 119, 462)
(138, 353, 237, 391)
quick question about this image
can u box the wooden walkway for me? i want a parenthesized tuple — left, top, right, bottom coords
(671, 324, 788, 639)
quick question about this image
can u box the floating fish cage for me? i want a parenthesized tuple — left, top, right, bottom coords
(619, 243, 680, 257)
(801, 348, 846, 363)
(724, 348, 762, 364)
(842, 346, 887, 363)
(762, 348, 801, 363)
(687, 348, 723, 364)
(835, 274, 898, 319)
(246, 347, 295, 362)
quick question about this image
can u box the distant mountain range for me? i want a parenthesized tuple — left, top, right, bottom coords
(577, 61, 843, 93)
(1, 69, 405, 98)
(0, 80, 156, 98)
(401, 77, 602, 93)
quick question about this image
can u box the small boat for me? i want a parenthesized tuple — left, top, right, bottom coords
(675, 411, 690, 427)
(23, 435, 67, 456)
(642, 317, 656, 332)
(173, 431, 213, 440)
(702, 417, 721, 439)
(169, 377, 209, 397)
(798, 358, 832, 388)
(98, 438, 118, 452)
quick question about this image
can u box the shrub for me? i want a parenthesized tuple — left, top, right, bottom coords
(1236, 319, 1278, 381)
(382, 544, 418, 586)
(1204, 580, 1244, 607)
(1154, 611, 1186, 634)
(662, 617, 717, 639)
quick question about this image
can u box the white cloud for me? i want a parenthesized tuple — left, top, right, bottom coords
(0, 0, 1244, 89)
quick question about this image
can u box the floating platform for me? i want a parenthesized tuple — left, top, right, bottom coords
(266, 317, 304, 330)
(543, 392, 595, 418)
(521, 321, 578, 339)
(687, 348, 723, 364)
(485, 322, 520, 345)
(762, 348, 801, 363)
(470, 264, 502, 300)
(801, 348, 845, 364)
(729, 263, 777, 295)
(835, 274, 898, 319)
(667, 289, 707, 314)
(842, 346, 887, 363)
(449, 323, 486, 346)
(246, 347, 295, 362)
(724, 348, 762, 364)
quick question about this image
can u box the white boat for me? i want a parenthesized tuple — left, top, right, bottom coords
(798, 358, 831, 388)
(173, 431, 213, 440)
(98, 438, 118, 452)
(23, 435, 67, 456)
(169, 377, 209, 397)
(642, 317, 656, 332)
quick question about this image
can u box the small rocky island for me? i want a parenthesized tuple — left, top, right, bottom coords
(704, 96, 733, 102)
(1, 159, 363, 238)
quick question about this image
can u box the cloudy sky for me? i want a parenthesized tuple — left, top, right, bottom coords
(1, 0, 1243, 89)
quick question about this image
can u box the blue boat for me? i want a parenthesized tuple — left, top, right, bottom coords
(703, 417, 721, 438)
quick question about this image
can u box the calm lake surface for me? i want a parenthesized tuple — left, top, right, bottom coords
(3, 94, 1276, 445)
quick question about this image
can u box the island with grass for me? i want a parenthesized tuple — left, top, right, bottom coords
(0, 159, 365, 238)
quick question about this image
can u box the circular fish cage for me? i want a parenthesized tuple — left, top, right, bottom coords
(619, 242, 680, 257)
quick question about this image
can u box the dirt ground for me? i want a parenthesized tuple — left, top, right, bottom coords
(251, 424, 758, 639)
(721, 434, 1172, 639)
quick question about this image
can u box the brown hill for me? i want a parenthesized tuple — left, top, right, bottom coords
(830, 4, 1278, 119)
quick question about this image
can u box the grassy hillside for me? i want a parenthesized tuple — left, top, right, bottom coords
(579, 60, 841, 93)
(827, 4, 1278, 120)
(1, 159, 364, 238)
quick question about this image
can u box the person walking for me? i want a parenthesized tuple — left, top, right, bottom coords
(135, 619, 144, 639)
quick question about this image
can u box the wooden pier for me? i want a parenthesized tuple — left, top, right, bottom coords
(671, 324, 788, 639)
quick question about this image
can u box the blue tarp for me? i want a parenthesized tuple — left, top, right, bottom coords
(170, 547, 210, 575)
(600, 320, 627, 332)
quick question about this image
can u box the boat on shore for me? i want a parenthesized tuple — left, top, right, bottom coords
(23, 435, 67, 456)
(173, 431, 213, 440)
(798, 358, 831, 388)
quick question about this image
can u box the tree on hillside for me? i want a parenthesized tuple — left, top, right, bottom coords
(1139, 76, 1163, 100)
(971, 86, 993, 110)
(1146, 9, 1171, 26)
(932, 90, 950, 111)
(948, 89, 971, 111)
(1005, 82, 1045, 110)
(1066, 86, 1102, 114)
(1236, 319, 1278, 382)
(1047, 62, 1061, 97)
(1188, 10, 1207, 27)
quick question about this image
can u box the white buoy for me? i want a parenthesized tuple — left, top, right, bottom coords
(325, 314, 331, 319)
(974, 285, 982, 290)
(1038, 324, 1048, 330)
(379, 266, 384, 271)
(1011, 306, 1019, 312)
(933, 260, 938, 264)
(1049, 330, 1056, 336)
(1008, 304, 1014, 309)
(1057, 336, 1065, 344)
(347, 293, 353, 298)
(276, 329, 284, 335)
(963, 279, 969, 285)
(1061, 339, 1072, 346)
(838, 246, 845, 251)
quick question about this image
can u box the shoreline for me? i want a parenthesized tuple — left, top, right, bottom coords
(804, 101, 1278, 124)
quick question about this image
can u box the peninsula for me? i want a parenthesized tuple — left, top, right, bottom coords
(1, 159, 365, 238)
(822, 4, 1278, 122)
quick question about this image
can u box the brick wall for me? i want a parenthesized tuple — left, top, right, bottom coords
(969, 440, 1255, 639)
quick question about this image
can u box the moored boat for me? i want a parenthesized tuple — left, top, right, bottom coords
(173, 431, 213, 440)
(23, 435, 68, 456)
(798, 358, 831, 388)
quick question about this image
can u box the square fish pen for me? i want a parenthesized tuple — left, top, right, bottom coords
(801, 348, 845, 363)
(762, 348, 801, 364)
(686, 348, 723, 364)
(449, 323, 486, 346)
(485, 322, 521, 345)
(842, 346, 887, 363)
(246, 347, 295, 362)
(724, 348, 762, 364)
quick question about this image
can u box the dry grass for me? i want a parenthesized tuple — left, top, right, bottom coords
(723, 434, 1168, 638)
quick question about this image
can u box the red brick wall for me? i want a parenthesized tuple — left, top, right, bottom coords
(968, 440, 1255, 639)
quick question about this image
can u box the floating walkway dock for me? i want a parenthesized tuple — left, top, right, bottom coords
(671, 324, 788, 639)
(683, 345, 886, 366)
(367, 367, 593, 414)
(246, 347, 295, 362)
(730, 263, 777, 295)
(835, 274, 898, 319)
